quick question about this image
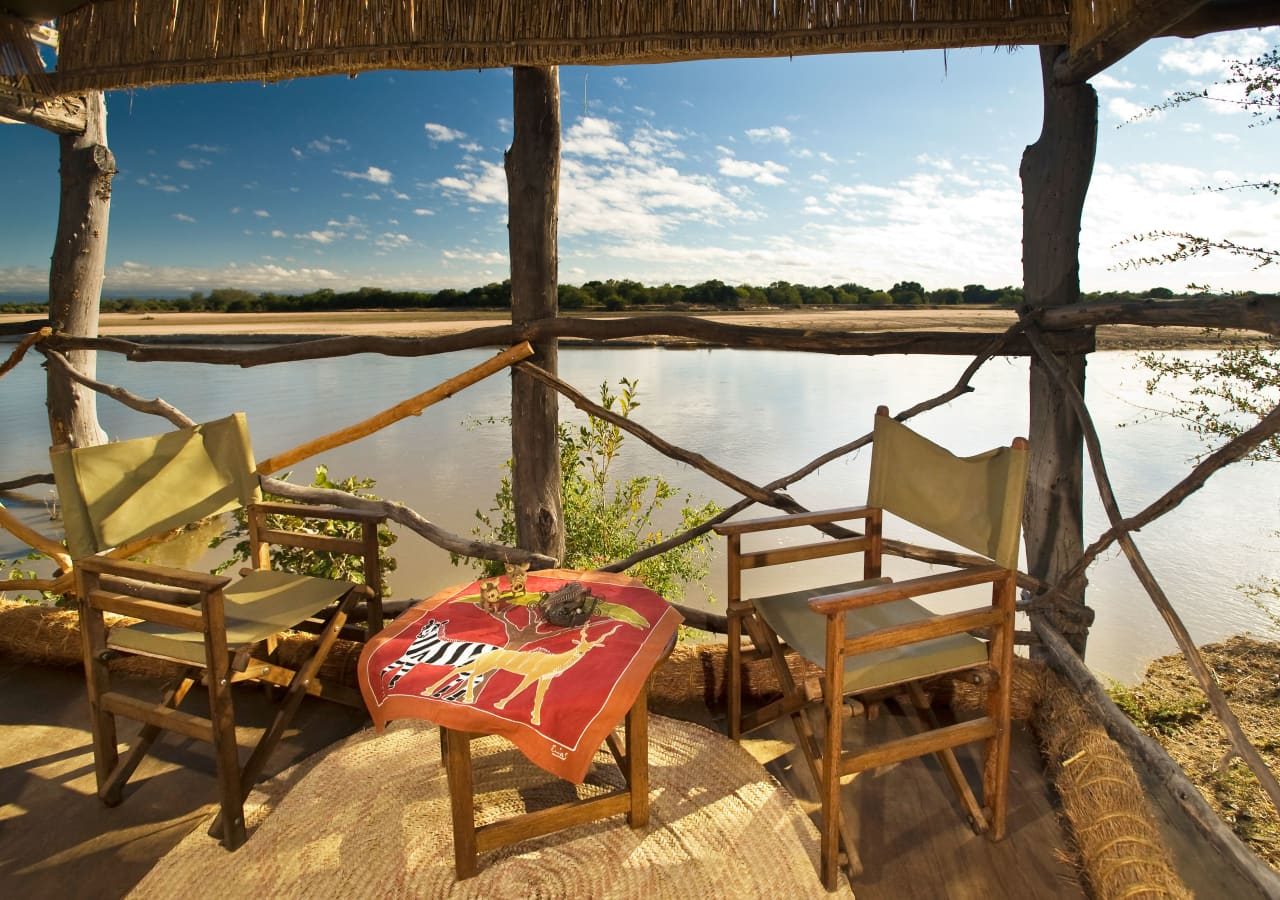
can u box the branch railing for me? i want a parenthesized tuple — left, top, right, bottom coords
(2, 311, 1278, 828)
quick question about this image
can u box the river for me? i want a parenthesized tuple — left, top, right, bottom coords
(2, 345, 1276, 682)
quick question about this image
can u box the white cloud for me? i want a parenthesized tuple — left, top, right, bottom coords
(442, 248, 507, 265)
(299, 230, 338, 244)
(459, 142, 483, 153)
(253, 209, 270, 218)
(1091, 74, 1136, 91)
(136, 173, 186, 193)
(186, 144, 224, 153)
(1082, 158, 1280, 291)
(337, 166, 393, 185)
(1212, 133, 1241, 145)
(1159, 31, 1274, 79)
(802, 196, 834, 216)
(376, 232, 414, 251)
(717, 157, 788, 186)
(496, 117, 512, 134)
(564, 117, 630, 158)
(413, 208, 435, 216)
(173, 213, 196, 223)
(364, 192, 382, 201)
(745, 125, 792, 144)
(291, 147, 304, 160)
(424, 122, 466, 142)
(307, 136, 350, 154)
(1107, 97, 1154, 122)
(270, 229, 287, 238)
(437, 161, 509, 206)
(914, 153, 954, 171)
(629, 125, 683, 159)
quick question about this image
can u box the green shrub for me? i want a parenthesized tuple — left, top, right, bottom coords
(464, 378, 720, 603)
(211, 465, 397, 591)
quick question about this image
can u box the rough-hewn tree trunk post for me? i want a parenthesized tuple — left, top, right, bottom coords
(47, 91, 112, 448)
(505, 67, 564, 563)
(1021, 47, 1097, 655)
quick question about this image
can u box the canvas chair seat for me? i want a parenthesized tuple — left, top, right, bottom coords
(109, 569, 357, 667)
(752, 580, 987, 695)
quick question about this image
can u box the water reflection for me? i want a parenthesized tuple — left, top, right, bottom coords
(2, 346, 1276, 682)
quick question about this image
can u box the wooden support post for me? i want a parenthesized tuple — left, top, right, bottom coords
(47, 91, 111, 449)
(506, 66, 564, 563)
(1021, 46, 1097, 655)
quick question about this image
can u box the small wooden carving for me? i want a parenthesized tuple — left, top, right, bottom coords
(504, 561, 529, 595)
(538, 582, 600, 627)
(479, 580, 502, 610)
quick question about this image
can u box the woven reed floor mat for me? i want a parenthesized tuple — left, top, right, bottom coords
(130, 715, 848, 898)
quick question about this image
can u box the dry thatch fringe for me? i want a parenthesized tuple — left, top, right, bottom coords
(51, 1, 1068, 93)
(0, 598, 364, 685)
(1033, 665, 1193, 900)
(1068, 0, 1139, 54)
(0, 13, 52, 99)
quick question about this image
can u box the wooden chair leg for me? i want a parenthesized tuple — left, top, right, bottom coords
(206, 660, 246, 849)
(984, 580, 1016, 841)
(441, 727, 478, 880)
(99, 673, 198, 806)
(77, 591, 120, 802)
(726, 603, 744, 741)
(819, 683, 844, 891)
(905, 682, 988, 833)
(361, 520, 384, 639)
(210, 592, 357, 842)
(625, 682, 649, 829)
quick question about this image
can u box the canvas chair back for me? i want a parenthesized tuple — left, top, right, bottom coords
(51, 413, 261, 559)
(867, 413, 1028, 570)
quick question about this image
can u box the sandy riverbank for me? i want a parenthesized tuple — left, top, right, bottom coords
(0, 307, 1265, 350)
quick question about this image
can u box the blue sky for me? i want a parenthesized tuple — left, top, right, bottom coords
(1, 27, 1277, 298)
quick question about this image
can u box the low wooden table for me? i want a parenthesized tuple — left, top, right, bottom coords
(439, 675, 654, 879)
(357, 569, 682, 879)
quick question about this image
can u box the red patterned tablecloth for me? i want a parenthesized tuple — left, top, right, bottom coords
(358, 569, 682, 783)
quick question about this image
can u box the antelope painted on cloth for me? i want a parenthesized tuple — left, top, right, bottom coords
(423, 622, 624, 725)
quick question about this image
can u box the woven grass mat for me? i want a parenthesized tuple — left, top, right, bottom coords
(130, 715, 846, 899)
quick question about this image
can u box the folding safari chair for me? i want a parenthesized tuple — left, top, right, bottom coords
(715, 405, 1028, 890)
(51, 412, 385, 850)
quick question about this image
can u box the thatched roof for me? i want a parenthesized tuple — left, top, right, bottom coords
(17, 0, 1073, 95)
(0, 0, 1276, 101)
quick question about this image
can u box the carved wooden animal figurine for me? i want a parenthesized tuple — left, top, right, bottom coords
(425, 623, 623, 725)
(479, 580, 502, 610)
(504, 561, 529, 595)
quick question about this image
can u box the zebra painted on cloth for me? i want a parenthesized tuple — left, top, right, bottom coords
(379, 617, 499, 700)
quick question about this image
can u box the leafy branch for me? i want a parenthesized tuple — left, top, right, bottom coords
(463, 378, 720, 603)
(1116, 232, 1279, 271)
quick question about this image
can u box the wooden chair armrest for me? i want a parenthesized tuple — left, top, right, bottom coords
(714, 505, 876, 536)
(808, 565, 1008, 614)
(78, 555, 232, 593)
(250, 501, 385, 524)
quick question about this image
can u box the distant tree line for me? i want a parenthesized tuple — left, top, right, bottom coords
(2, 280, 1243, 314)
